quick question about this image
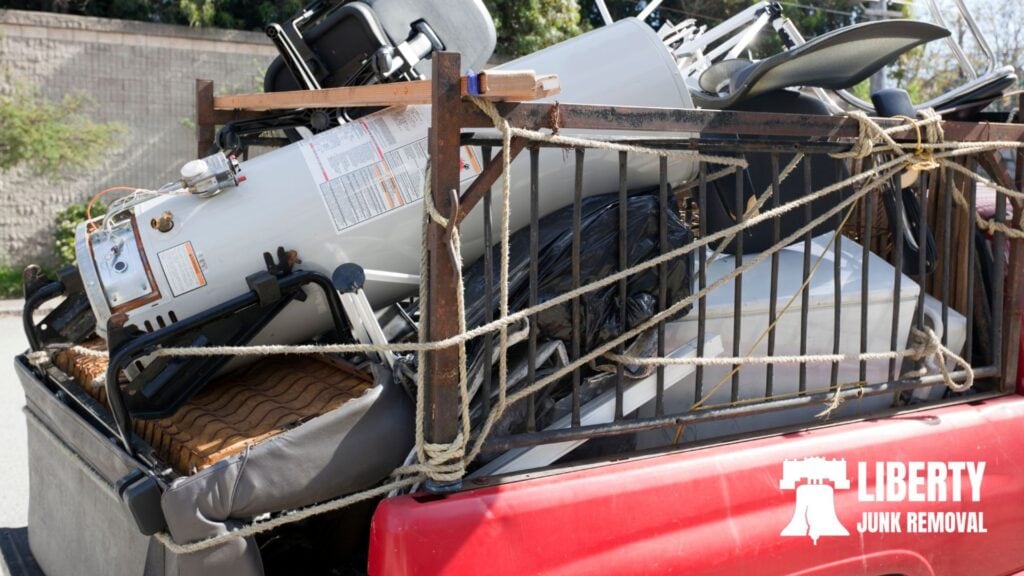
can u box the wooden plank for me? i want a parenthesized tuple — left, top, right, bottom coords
(1000, 95, 1024, 390)
(212, 70, 560, 112)
(216, 80, 435, 111)
(195, 79, 216, 158)
(424, 53, 465, 486)
(478, 70, 559, 101)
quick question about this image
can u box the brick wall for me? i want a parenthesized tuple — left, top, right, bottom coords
(0, 9, 279, 268)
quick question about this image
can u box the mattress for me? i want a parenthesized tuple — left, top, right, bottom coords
(53, 342, 373, 475)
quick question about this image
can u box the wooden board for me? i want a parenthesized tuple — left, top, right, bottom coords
(213, 70, 560, 111)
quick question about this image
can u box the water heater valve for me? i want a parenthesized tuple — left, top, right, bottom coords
(179, 152, 241, 198)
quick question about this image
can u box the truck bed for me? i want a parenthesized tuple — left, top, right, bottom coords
(370, 394, 1024, 576)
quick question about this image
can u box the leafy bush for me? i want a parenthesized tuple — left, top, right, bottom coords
(54, 202, 105, 266)
(0, 265, 22, 299)
(0, 81, 124, 177)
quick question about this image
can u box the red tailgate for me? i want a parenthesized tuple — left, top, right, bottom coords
(370, 396, 1024, 576)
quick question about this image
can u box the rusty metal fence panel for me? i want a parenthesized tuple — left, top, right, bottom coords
(421, 52, 1024, 485)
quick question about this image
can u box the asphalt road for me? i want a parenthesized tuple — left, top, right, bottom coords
(0, 312, 29, 528)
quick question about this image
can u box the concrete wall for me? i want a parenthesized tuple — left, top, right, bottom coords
(0, 9, 279, 268)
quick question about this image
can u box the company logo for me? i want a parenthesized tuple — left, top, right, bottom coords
(780, 457, 987, 544)
(780, 457, 851, 544)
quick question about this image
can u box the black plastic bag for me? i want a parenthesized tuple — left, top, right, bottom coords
(462, 190, 694, 354)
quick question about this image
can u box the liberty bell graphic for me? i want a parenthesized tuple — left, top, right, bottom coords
(779, 457, 851, 544)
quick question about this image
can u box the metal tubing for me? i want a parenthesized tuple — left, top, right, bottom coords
(800, 160, 812, 394)
(732, 164, 744, 402)
(481, 368, 999, 453)
(831, 162, 842, 390)
(766, 154, 780, 399)
(889, 181, 905, 384)
(572, 149, 584, 427)
(916, 172, 929, 352)
(482, 146, 494, 418)
(657, 157, 669, 417)
(457, 137, 526, 226)
(528, 146, 540, 430)
(992, 166, 1006, 375)
(965, 159, 977, 365)
(942, 166, 952, 347)
(455, 102, 1024, 143)
(695, 165, 708, 403)
(860, 171, 875, 384)
(616, 152, 628, 420)
(22, 281, 64, 352)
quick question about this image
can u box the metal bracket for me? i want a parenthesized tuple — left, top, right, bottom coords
(246, 271, 283, 307)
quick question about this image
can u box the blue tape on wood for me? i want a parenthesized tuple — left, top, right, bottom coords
(466, 70, 480, 96)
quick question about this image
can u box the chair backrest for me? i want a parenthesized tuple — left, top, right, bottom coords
(264, 0, 495, 93)
(691, 20, 949, 110)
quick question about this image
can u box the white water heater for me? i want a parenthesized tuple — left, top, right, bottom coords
(76, 18, 698, 347)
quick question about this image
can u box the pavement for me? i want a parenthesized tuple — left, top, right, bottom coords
(0, 303, 30, 529)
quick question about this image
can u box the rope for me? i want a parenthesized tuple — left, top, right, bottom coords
(606, 327, 973, 396)
(153, 474, 423, 555)
(707, 152, 806, 264)
(33, 100, 1020, 555)
(698, 198, 862, 409)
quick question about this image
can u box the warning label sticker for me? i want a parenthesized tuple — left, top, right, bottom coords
(158, 242, 206, 297)
(299, 105, 482, 233)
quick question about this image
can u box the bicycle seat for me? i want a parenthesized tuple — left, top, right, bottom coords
(692, 20, 950, 110)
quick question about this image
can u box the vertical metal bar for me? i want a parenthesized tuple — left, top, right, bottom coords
(572, 148, 584, 427)
(965, 158, 977, 365)
(992, 164, 1006, 373)
(860, 171, 874, 384)
(657, 156, 668, 417)
(889, 182, 905, 384)
(766, 154, 781, 399)
(916, 172, 929, 335)
(831, 161, 842, 389)
(616, 152, 628, 420)
(482, 146, 494, 418)
(800, 160, 812, 394)
(695, 164, 708, 404)
(942, 166, 952, 347)
(528, 146, 540, 431)
(732, 166, 744, 402)
(424, 52, 463, 491)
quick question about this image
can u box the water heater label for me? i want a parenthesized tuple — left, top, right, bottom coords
(299, 105, 481, 233)
(158, 242, 207, 297)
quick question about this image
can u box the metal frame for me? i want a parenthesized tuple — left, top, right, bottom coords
(422, 52, 1024, 486)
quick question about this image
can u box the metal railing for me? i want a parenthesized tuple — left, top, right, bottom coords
(422, 52, 1024, 483)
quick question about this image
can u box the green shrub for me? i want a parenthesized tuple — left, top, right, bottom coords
(0, 265, 21, 299)
(0, 80, 125, 177)
(55, 202, 105, 266)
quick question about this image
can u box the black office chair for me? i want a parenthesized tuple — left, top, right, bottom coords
(691, 20, 951, 257)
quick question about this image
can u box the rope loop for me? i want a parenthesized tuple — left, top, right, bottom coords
(908, 327, 975, 393)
